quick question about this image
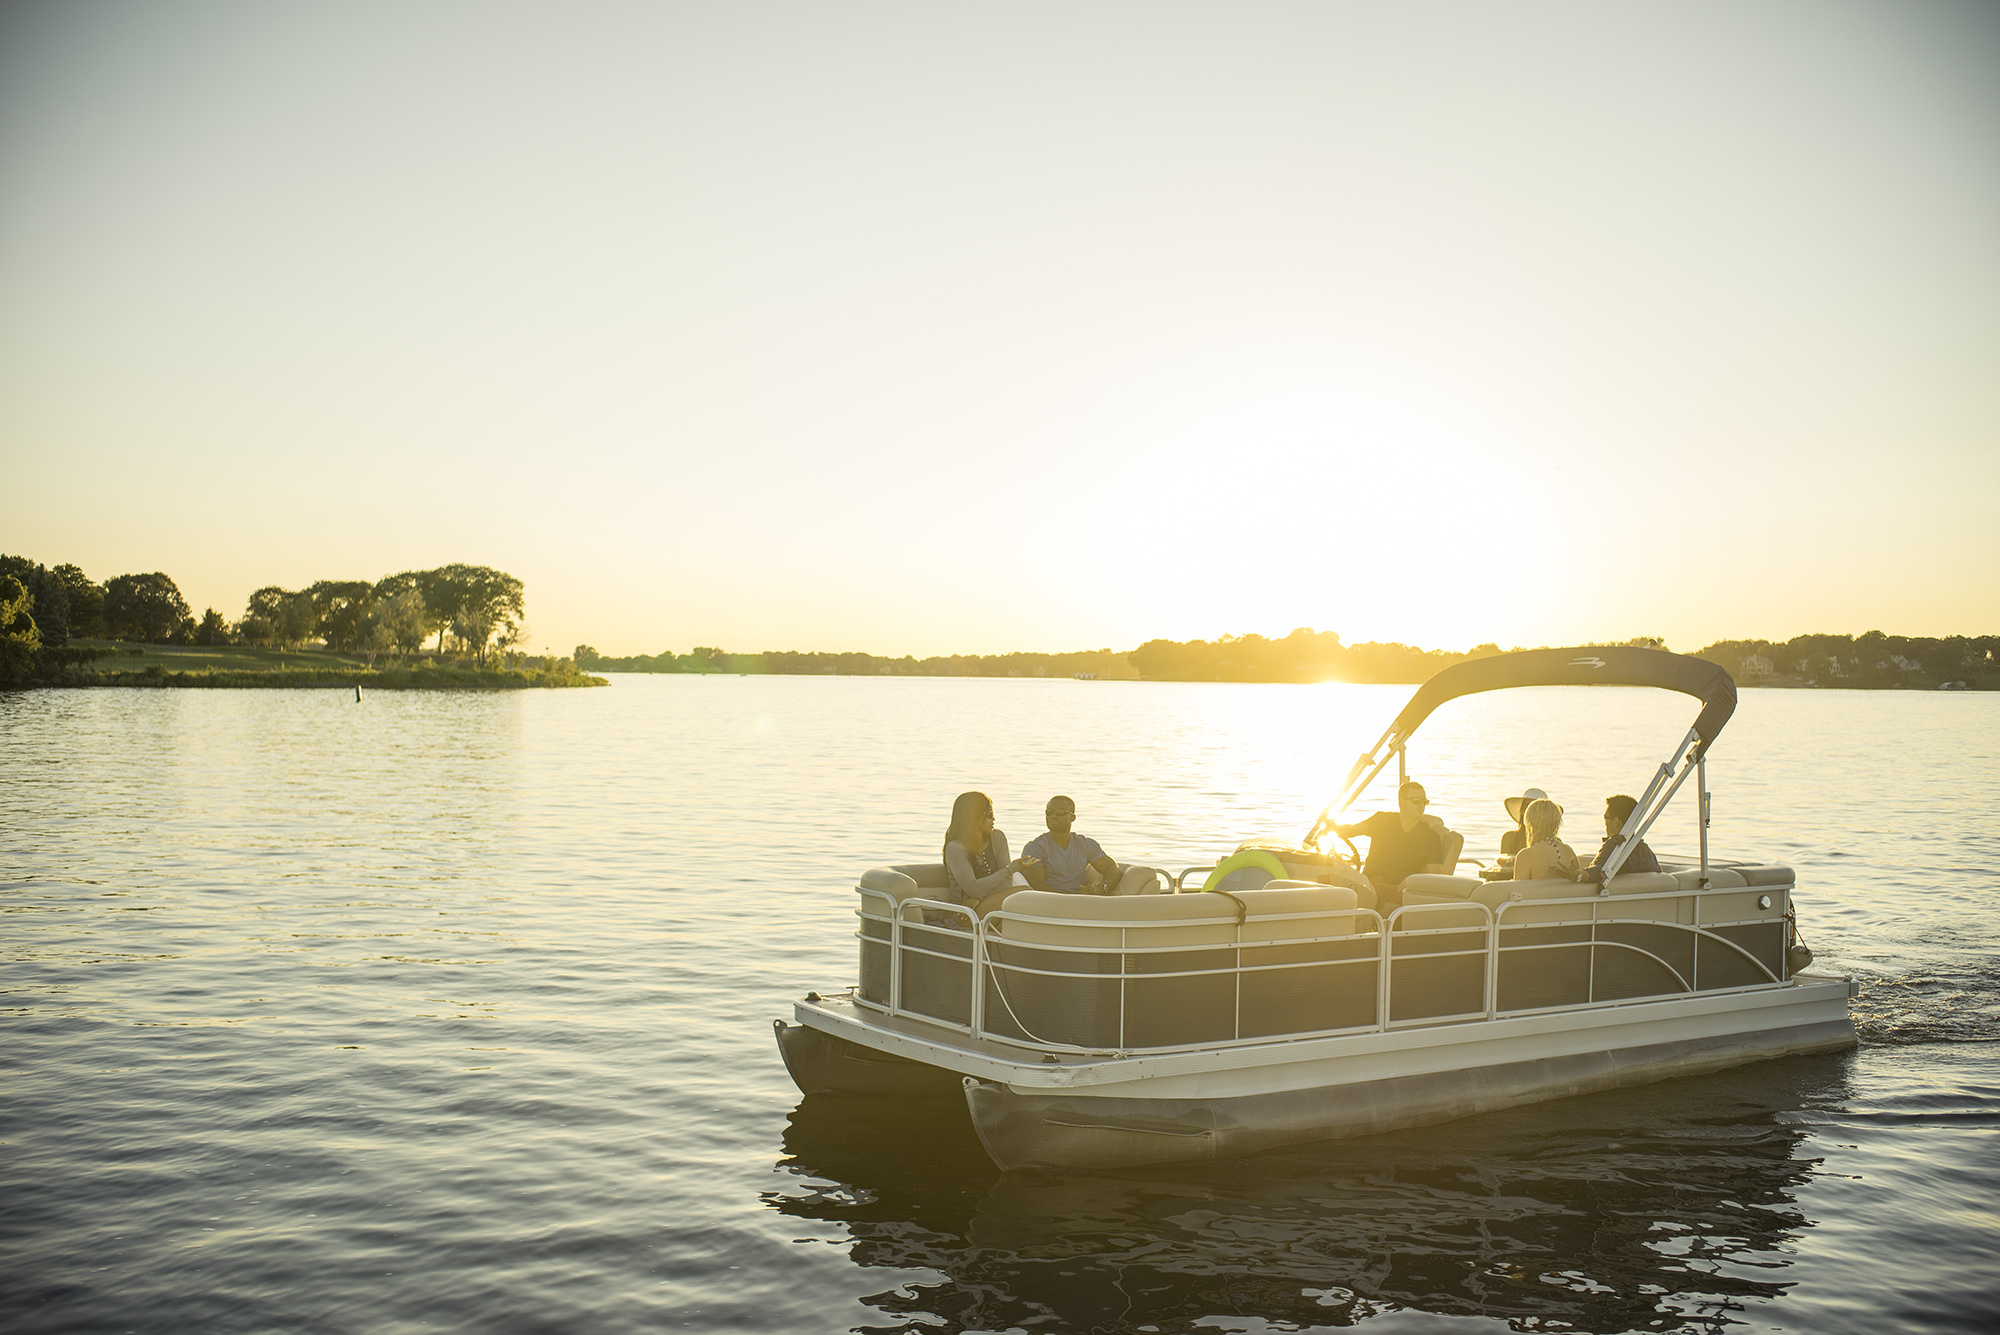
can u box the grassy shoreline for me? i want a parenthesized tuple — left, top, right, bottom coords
(19, 641, 606, 690)
(66, 665, 606, 690)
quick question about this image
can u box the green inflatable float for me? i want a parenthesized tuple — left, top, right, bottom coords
(1198, 848, 1291, 895)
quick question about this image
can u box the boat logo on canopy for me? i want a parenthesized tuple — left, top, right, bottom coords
(1568, 656, 1608, 669)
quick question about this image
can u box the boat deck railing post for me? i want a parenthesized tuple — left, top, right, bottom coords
(1485, 908, 1502, 1019)
(1120, 923, 1129, 1052)
(886, 899, 903, 1020)
(1376, 908, 1393, 1031)
(969, 921, 987, 1040)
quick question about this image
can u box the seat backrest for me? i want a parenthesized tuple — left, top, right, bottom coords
(1605, 871, 1686, 896)
(999, 885, 1359, 948)
(1438, 828, 1465, 875)
(1402, 873, 1482, 902)
(1668, 867, 1745, 890)
(858, 863, 950, 907)
(1110, 864, 1166, 895)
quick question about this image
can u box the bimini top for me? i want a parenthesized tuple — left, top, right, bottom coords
(1387, 646, 1738, 756)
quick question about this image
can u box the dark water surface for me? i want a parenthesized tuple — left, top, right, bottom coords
(2, 677, 1995, 1333)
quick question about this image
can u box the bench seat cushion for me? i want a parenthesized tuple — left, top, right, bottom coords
(858, 863, 951, 907)
(1000, 885, 1360, 947)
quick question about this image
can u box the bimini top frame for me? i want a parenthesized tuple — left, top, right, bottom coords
(1305, 646, 1740, 884)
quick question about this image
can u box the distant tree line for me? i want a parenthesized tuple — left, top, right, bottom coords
(1, 554, 529, 682)
(571, 632, 1650, 682)
(1126, 628, 1996, 686)
(573, 644, 1140, 679)
(575, 627, 1997, 688)
(1691, 631, 1998, 689)
(1129, 629, 1503, 683)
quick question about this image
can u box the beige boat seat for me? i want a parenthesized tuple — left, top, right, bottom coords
(856, 863, 951, 909)
(857, 860, 1170, 914)
(1401, 870, 1693, 927)
(999, 885, 1360, 946)
(1085, 862, 1169, 895)
(1401, 873, 1587, 908)
(1437, 827, 1465, 875)
(1602, 871, 1689, 896)
(1669, 868, 1748, 891)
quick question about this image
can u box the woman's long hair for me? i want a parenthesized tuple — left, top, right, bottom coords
(944, 790, 994, 863)
(1524, 797, 1564, 843)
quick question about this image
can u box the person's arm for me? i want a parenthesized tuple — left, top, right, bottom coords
(945, 841, 1020, 900)
(1088, 854, 1120, 893)
(1016, 837, 1050, 891)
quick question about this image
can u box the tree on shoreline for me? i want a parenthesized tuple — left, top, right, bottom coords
(103, 572, 192, 643)
(193, 609, 233, 645)
(240, 586, 318, 649)
(373, 588, 430, 658)
(430, 565, 524, 667)
(0, 558, 69, 646)
(309, 580, 376, 651)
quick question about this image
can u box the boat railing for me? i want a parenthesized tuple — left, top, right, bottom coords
(852, 883, 1791, 1057)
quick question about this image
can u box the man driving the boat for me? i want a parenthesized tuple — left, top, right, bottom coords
(1020, 795, 1122, 895)
(1331, 781, 1447, 906)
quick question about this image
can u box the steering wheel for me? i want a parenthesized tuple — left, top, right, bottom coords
(1305, 816, 1365, 871)
(1335, 831, 1362, 868)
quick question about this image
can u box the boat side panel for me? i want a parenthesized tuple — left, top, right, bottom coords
(965, 1016, 1857, 1171)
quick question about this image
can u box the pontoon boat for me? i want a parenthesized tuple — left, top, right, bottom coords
(774, 647, 1856, 1170)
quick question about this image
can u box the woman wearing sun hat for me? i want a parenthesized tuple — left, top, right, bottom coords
(1500, 787, 1549, 857)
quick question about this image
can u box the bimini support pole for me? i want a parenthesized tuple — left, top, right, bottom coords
(1697, 755, 1710, 889)
(1304, 721, 1404, 847)
(1601, 724, 1704, 883)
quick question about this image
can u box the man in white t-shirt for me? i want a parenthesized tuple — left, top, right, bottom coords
(1020, 795, 1121, 894)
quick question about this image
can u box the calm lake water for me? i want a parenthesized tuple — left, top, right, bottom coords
(3, 676, 1995, 1334)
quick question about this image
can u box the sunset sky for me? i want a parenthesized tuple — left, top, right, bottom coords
(3, 0, 1996, 658)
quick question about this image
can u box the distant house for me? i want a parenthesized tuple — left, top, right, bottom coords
(1890, 654, 1923, 672)
(1739, 653, 1774, 681)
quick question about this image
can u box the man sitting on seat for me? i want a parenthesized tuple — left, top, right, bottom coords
(1021, 795, 1122, 895)
(1333, 781, 1447, 907)
(1587, 792, 1660, 881)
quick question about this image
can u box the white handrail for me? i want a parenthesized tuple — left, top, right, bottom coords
(856, 882, 1790, 1053)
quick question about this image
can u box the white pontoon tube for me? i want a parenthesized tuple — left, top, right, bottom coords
(1304, 647, 1738, 886)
